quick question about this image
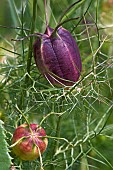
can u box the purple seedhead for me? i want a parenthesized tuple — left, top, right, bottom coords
(33, 26, 82, 86)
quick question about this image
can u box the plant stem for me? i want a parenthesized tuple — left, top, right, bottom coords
(58, 0, 82, 23)
(71, 0, 94, 33)
(54, 115, 62, 153)
(21, 1, 25, 62)
(18, 0, 37, 111)
(15, 105, 30, 126)
(19, 0, 38, 127)
(44, 0, 49, 27)
(51, 17, 79, 37)
(50, 97, 63, 170)
(26, 0, 37, 81)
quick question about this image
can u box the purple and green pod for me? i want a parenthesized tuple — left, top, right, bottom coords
(33, 26, 82, 86)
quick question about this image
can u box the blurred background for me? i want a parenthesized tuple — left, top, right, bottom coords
(0, 0, 113, 170)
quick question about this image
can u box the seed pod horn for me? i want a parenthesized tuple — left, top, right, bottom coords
(33, 26, 82, 86)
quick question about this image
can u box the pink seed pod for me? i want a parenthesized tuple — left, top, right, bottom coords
(12, 124, 48, 161)
(33, 26, 82, 86)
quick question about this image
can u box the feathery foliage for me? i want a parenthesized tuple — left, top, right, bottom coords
(0, 0, 113, 169)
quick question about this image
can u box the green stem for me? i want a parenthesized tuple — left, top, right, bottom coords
(51, 97, 63, 170)
(15, 105, 30, 126)
(50, 117, 62, 170)
(54, 98, 63, 153)
(96, 0, 100, 47)
(54, 115, 62, 153)
(51, 17, 79, 37)
(21, 1, 25, 62)
(71, 0, 94, 33)
(58, 0, 82, 23)
(18, 0, 37, 111)
(15, 105, 34, 135)
(44, 0, 49, 27)
(50, 0, 86, 37)
(26, 0, 37, 80)
(0, 24, 30, 31)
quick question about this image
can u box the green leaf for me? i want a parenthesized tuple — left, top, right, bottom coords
(0, 120, 12, 170)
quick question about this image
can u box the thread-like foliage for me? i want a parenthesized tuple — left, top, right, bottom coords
(0, 0, 113, 169)
(0, 120, 12, 170)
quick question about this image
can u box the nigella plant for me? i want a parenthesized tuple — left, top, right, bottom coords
(33, 1, 82, 87)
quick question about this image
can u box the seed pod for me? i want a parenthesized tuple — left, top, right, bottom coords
(33, 26, 82, 86)
(12, 124, 48, 160)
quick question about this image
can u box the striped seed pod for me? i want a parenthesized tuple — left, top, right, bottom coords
(33, 26, 82, 86)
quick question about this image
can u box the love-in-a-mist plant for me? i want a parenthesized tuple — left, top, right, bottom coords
(11, 0, 83, 168)
(33, 1, 82, 169)
(2, 0, 112, 170)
